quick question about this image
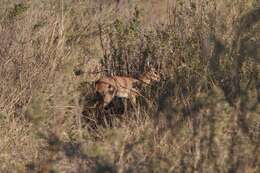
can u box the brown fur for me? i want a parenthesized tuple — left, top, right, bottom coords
(95, 68, 160, 108)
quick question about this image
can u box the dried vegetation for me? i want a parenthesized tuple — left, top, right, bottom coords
(0, 0, 259, 172)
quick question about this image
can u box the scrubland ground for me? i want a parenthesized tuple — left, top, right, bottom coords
(0, 0, 260, 172)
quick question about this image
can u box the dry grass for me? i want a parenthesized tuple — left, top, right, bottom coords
(0, 0, 259, 173)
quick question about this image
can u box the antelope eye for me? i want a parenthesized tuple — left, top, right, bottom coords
(108, 85, 113, 89)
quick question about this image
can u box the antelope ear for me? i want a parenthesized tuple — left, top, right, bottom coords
(153, 71, 158, 75)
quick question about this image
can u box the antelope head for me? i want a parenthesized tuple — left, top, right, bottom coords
(138, 68, 161, 84)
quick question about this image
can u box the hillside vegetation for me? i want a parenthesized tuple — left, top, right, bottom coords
(0, 0, 259, 172)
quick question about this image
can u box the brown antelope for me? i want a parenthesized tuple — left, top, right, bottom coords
(95, 68, 160, 108)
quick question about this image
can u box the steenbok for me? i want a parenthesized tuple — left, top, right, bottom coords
(95, 68, 160, 109)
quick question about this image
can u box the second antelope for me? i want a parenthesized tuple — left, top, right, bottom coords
(95, 68, 160, 109)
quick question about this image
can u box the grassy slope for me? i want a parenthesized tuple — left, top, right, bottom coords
(0, 0, 259, 172)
